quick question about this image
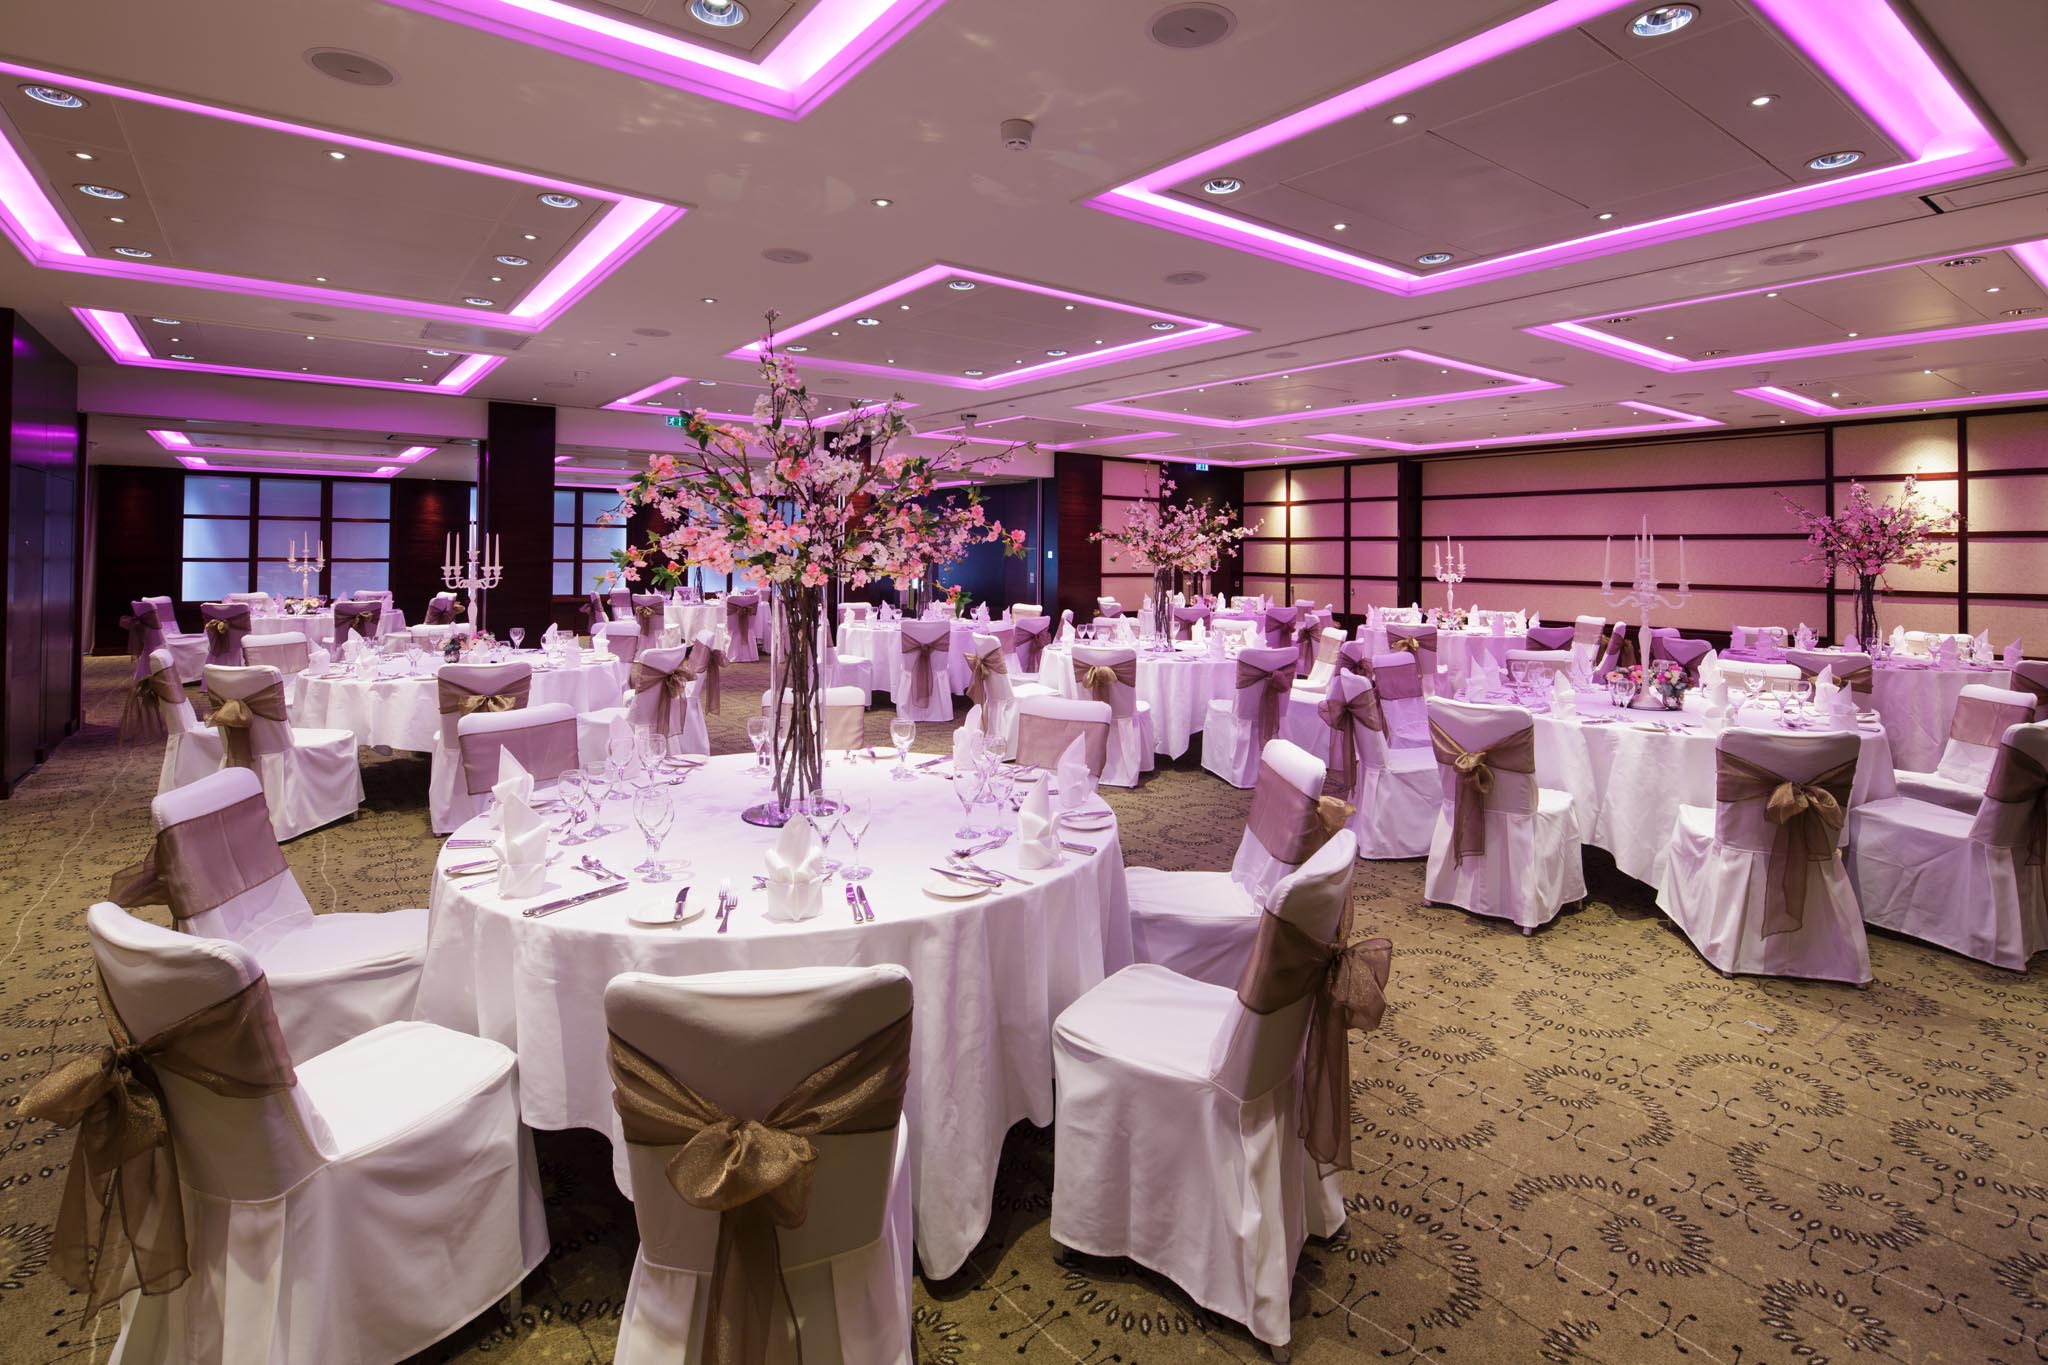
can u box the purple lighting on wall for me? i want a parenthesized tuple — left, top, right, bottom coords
(1075, 350, 1555, 428)
(1088, 0, 2005, 295)
(1311, 401, 1721, 454)
(74, 308, 507, 393)
(376, 0, 945, 120)
(2, 61, 681, 330)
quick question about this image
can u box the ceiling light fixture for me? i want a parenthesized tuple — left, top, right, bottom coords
(1149, 322, 1178, 331)
(1940, 256, 1984, 267)
(403, 376, 424, 382)
(427, 349, 451, 356)
(786, 344, 808, 352)
(870, 197, 892, 207)
(495, 254, 529, 266)
(1629, 6, 1696, 38)
(689, 0, 747, 26)
(854, 316, 881, 326)
(73, 183, 125, 200)
(1201, 177, 1243, 195)
(1765, 291, 1779, 297)
(113, 246, 152, 258)
(149, 317, 179, 325)
(1807, 150, 1862, 171)
(108, 216, 123, 223)
(522, 233, 537, 241)
(489, 275, 502, 283)
(327, 150, 348, 160)
(2003, 307, 2042, 316)
(1987, 286, 2002, 293)
(1596, 211, 1614, 221)
(963, 369, 985, 376)
(169, 353, 195, 361)
(314, 275, 328, 282)
(538, 192, 581, 208)
(464, 296, 495, 306)
(71, 151, 93, 161)
(1416, 252, 1453, 265)
(1045, 348, 1069, 356)
(1749, 94, 1776, 107)
(21, 84, 84, 109)
(1388, 112, 1412, 125)
(947, 279, 975, 291)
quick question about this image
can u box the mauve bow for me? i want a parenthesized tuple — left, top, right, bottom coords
(683, 643, 724, 714)
(424, 599, 457, 625)
(206, 683, 288, 768)
(1715, 750, 1856, 937)
(437, 675, 531, 717)
(1317, 686, 1383, 794)
(121, 608, 161, 658)
(629, 660, 690, 735)
(121, 667, 180, 744)
(964, 648, 1007, 720)
(1428, 719, 1536, 864)
(1074, 656, 1137, 707)
(1014, 624, 1048, 674)
(634, 604, 663, 635)
(1983, 744, 2046, 906)
(1236, 657, 1294, 751)
(902, 635, 943, 708)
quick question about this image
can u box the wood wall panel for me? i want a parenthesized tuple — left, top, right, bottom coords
(479, 402, 556, 641)
(1053, 453, 1103, 619)
(391, 479, 474, 621)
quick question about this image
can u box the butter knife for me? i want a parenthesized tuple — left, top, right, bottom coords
(931, 865, 1001, 888)
(846, 883, 863, 924)
(856, 884, 876, 923)
(520, 881, 628, 919)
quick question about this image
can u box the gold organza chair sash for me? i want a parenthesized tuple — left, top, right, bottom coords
(629, 661, 690, 736)
(1261, 608, 1299, 649)
(964, 648, 1007, 726)
(423, 598, 458, 624)
(1979, 744, 2047, 892)
(333, 603, 380, 639)
(108, 791, 287, 920)
(1234, 658, 1296, 752)
(1317, 686, 1384, 795)
(1428, 719, 1537, 864)
(436, 674, 532, 717)
(1013, 623, 1049, 673)
(121, 606, 163, 658)
(2012, 669, 2048, 716)
(1386, 628, 1436, 659)
(683, 642, 724, 714)
(121, 665, 182, 744)
(607, 1015, 911, 1365)
(633, 603, 664, 635)
(201, 610, 250, 660)
(1714, 750, 1857, 937)
(725, 596, 758, 639)
(1950, 695, 2032, 748)
(1790, 657, 1873, 694)
(901, 635, 944, 708)
(823, 702, 866, 751)
(1247, 760, 1355, 864)
(1015, 714, 1107, 773)
(1072, 656, 1137, 707)
(1235, 913, 1390, 1171)
(23, 974, 296, 1318)
(205, 681, 289, 769)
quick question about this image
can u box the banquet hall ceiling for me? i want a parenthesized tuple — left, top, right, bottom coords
(8, 0, 2048, 480)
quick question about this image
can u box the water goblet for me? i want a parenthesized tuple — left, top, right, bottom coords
(556, 771, 589, 844)
(607, 734, 637, 781)
(509, 627, 525, 651)
(951, 771, 984, 839)
(632, 789, 675, 881)
(581, 758, 616, 835)
(636, 727, 666, 782)
(840, 799, 873, 881)
(811, 807, 842, 877)
(746, 716, 771, 772)
(889, 718, 916, 780)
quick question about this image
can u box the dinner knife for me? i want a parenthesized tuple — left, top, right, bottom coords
(846, 883, 863, 924)
(856, 884, 876, 922)
(520, 881, 629, 919)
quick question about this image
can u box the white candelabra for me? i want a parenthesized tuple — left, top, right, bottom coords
(286, 533, 324, 602)
(1433, 536, 1466, 619)
(442, 531, 503, 633)
(1601, 515, 1689, 639)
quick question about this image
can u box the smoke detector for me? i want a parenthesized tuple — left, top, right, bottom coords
(1000, 118, 1035, 152)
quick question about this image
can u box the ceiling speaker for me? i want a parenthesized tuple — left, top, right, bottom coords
(306, 49, 396, 87)
(1149, 4, 1235, 49)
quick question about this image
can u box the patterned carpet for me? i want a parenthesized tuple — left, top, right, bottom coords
(3, 655, 2046, 1363)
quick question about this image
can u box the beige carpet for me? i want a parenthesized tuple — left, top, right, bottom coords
(3, 656, 2046, 1363)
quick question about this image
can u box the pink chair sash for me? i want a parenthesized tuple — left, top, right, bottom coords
(1951, 695, 2032, 748)
(1013, 619, 1050, 673)
(1247, 760, 1354, 865)
(1072, 655, 1137, 707)
(110, 791, 286, 920)
(458, 719, 580, 795)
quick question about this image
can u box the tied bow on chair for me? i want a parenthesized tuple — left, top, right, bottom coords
(902, 635, 943, 708)
(1428, 719, 1536, 864)
(1316, 686, 1384, 796)
(206, 683, 288, 769)
(437, 675, 531, 718)
(964, 649, 1007, 730)
(1715, 751, 1856, 937)
(581, 594, 605, 630)
(120, 608, 161, 658)
(682, 643, 724, 714)
(634, 603, 664, 636)
(1983, 743, 2048, 905)
(1387, 634, 1422, 657)
(629, 661, 689, 735)
(120, 666, 182, 744)
(22, 975, 296, 1319)
(1237, 658, 1295, 750)
(1074, 656, 1137, 707)
(727, 597, 758, 639)
(203, 617, 235, 642)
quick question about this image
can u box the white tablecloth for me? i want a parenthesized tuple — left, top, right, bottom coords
(838, 620, 979, 697)
(296, 654, 626, 751)
(1531, 697, 1897, 886)
(1358, 625, 1517, 690)
(416, 753, 1133, 1278)
(663, 601, 727, 649)
(250, 611, 333, 646)
(1039, 643, 1237, 757)
(1863, 660, 2009, 772)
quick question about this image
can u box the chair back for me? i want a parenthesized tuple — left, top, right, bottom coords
(331, 600, 382, 643)
(1262, 606, 1300, 649)
(1426, 698, 1539, 817)
(457, 702, 579, 795)
(630, 593, 667, 639)
(823, 686, 867, 751)
(86, 901, 329, 1202)
(201, 602, 253, 664)
(597, 620, 642, 668)
(1572, 615, 1606, 649)
(1719, 659, 1802, 692)
(1230, 738, 1331, 901)
(2013, 660, 2048, 720)
(1095, 596, 1124, 618)
(967, 633, 1017, 711)
(437, 661, 534, 748)
(1731, 624, 1789, 653)
(1010, 604, 1043, 619)
(1938, 684, 2036, 787)
(1071, 644, 1139, 721)
(144, 596, 181, 634)
(1014, 696, 1110, 773)
(1525, 624, 1574, 650)
(1967, 722, 2048, 850)
(1232, 646, 1297, 718)
(1010, 615, 1052, 673)
(1383, 623, 1437, 682)
(139, 648, 201, 733)
(423, 591, 458, 625)
(204, 664, 294, 759)
(1596, 623, 1628, 676)
(1297, 628, 1344, 689)
(1648, 633, 1712, 677)
(1212, 832, 1358, 1100)
(604, 965, 911, 1272)
(624, 646, 692, 736)
(1170, 604, 1212, 640)
(1504, 649, 1572, 683)
(608, 589, 633, 621)
(838, 601, 873, 625)
(125, 598, 170, 657)
(241, 632, 311, 677)
(225, 591, 272, 611)
(1323, 671, 1392, 783)
(145, 766, 313, 949)
(1713, 727, 1861, 852)
(1784, 649, 1873, 695)
(1368, 651, 1422, 700)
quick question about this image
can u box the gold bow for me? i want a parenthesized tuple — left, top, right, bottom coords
(1716, 751, 1856, 937)
(1428, 719, 1537, 864)
(964, 648, 1007, 720)
(1074, 657, 1137, 707)
(1387, 634, 1422, 656)
(1317, 685, 1384, 795)
(205, 682, 288, 769)
(120, 667, 181, 744)
(629, 660, 690, 736)
(22, 975, 296, 1320)
(683, 643, 724, 714)
(635, 604, 663, 635)
(436, 674, 532, 719)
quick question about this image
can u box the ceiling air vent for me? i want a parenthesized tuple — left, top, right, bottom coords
(1149, 4, 1235, 49)
(306, 49, 396, 87)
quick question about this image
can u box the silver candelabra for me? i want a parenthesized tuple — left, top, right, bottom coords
(442, 532, 504, 633)
(1601, 516, 1690, 639)
(1433, 536, 1466, 619)
(286, 533, 324, 602)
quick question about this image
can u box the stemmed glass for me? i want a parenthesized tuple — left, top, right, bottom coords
(510, 627, 525, 651)
(746, 716, 771, 777)
(632, 789, 675, 881)
(840, 799, 872, 881)
(811, 806, 842, 877)
(889, 718, 916, 780)
(556, 771, 589, 844)
(404, 642, 422, 676)
(1743, 672, 1766, 717)
(666, 731, 696, 780)
(636, 727, 666, 785)
(951, 770, 984, 839)
(581, 758, 617, 835)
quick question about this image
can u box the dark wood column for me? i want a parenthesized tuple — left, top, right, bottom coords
(1053, 453, 1103, 619)
(392, 478, 475, 620)
(1395, 458, 1423, 608)
(478, 402, 554, 640)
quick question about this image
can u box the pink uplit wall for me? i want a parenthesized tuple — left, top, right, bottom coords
(1098, 459, 1164, 609)
(1241, 463, 1398, 612)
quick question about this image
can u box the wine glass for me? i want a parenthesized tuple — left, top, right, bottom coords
(951, 771, 984, 839)
(632, 789, 675, 881)
(556, 771, 589, 844)
(665, 731, 696, 780)
(810, 807, 842, 877)
(510, 626, 525, 651)
(636, 727, 666, 781)
(580, 758, 615, 834)
(889, 718, 916, 780)
(1743, 671, 1766, 715)
(840, 799, 873, 881)
(746, 716, 770, 772)
(607, 734, 636, 781)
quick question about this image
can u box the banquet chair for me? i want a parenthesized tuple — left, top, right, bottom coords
(1718, 658, 1803, 698)
(825, 639, 874, 704)
(331, 599, 382, 646)
(1785, 649, 1874, 696)
(1383, 622, 1439, 693)
(968, 631, 1052, 751)
(351, 589, 402, 636)
(1572, 615, 1607, 649)
(1422, 698, 1585, 933)
(1261, 605, 1301, 651)
(1289, 628, 1347, 695)
(1128, 738, 1335, 986)
(755, 685, 870, 754)
(1055, 607, 1078, 646)
(2016, 660, 2048, 719)
(893, 619, 956, 724)
(225, 590, 273, 611)
(1095, 596, 1124, 618)
(200, 602, 253, 666)
(1323, 672, 1437, 859)
(1647, 629, 1713, 679)
(628, 593, 670, 647)
(1014, 695, 1110, 775)
(1892, 683, 2037, 812)
(1525, 624, 1576, 650)
(597, 620, 644, 669)
(53, 902, 546, 1365)
(1010, 603, 1044, 619)
(1730, 625, 1790, 655)
(1595, 623, 1630, 676)
(1848, 720, 2048, 971)
(1201, 647, 1299, 789)
(1010, 615, 1054, 679)
(242, 631, 321, 711)
(1171, 604, 1212, 641)
(604, 966, 915, 1365)
(576, 642, 714, 763)
(608, 588, 634, 622)
(457, 703, 580, 801)
(123, 765, 428, 1058)
(838, 600, 874, 627)
(143, 595, 210, 683)
(431, 661, 534, 833)
(1504, 649, 1573, 686)
(1654, 727, 1869, 985)
(123, 596, 171, 660)
(202, 664, 362, 841)
(1071, 644, 1156, 787)
(132, 648, 224, 794)
(423, 590, 461, 625)
(1369, 651, 1429, 748)
(724, 592, 763, 663)
(1051, 832, 1370, 1359)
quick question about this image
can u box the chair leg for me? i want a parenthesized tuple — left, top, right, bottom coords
(1268, 1343, 1291, 1363)
(1521, 925, 1533, 937)
(499, 1284, 523, 1316)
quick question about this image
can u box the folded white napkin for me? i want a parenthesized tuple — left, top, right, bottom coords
(764, 817, 825, 921)
(1842, 633, 1861, 653)
(542, 623, 559, 645)
(1976, 630, 1991, 660)
(953, 722, 984, 772)
(1550, 670, 1576, 717)
(494, 751, 547, 899)
(1935, 636, 1960, 667)
(1795, 623, 1815, 650)
(1696, 648, 1720, 692)
(1490, 615, 1507, 637)
(1528, 611, 1541, 627)
(592, 634, 613, 659)
(2006, 639, 2024, 667)
(495, 746, 534, 808)
(1890, 625, 1907, 654)
(1056, 734, 1095, 811)
(342, 635, 362, 665)
(1017, 775, 1059, 869)
(308, 644, 332, 672)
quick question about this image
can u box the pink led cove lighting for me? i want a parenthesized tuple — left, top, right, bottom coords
(377, 0, 944, 120)
(1737, 383, 2048, 418)
(912, 416, 1176, 449)
(75, 309, 507, 394)
(175, 455, 407, 480)
(149, 430, 435, 466)
(2, 61, 680, 330)
(601, 375, 911, 425)
(1090, 0, 2006, 296)
(1526, 239, 2048, 372)
(1311, 402, 1722, 454)
(1075, 350, 1554, 428)
(725, 265, 1248, 390)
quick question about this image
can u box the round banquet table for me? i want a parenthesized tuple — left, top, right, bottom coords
(1530, 695, 1897, 887)
(1357, 625, 1517, 690)
(296, 652, 625, 751)
(415, 752, 1133, 1278)
(837, 619, 979, 697)
(1790, 650, 2013, 773)
(663, 601, 728, 649)
(250, 611, 334, 646)
(1038, 641, 1238, 757)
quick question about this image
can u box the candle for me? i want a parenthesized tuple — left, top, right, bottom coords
(1603, 534, 1612, 588)
(1678, 535, 1687, 591)
(1434, 544, 1442, 574)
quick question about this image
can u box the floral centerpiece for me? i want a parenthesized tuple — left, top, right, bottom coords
(604, 314, 1028, 823)
(943, 583, 973, 618)
(1090, 474, 1258, 641)
(1606, 659, 1688, 710)
(1780, 476, 1959, 648)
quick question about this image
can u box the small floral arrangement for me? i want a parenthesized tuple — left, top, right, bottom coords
(943, 583, 972, 617)
(285, 596, 322, 615)
(1607, 660, 1688, 707)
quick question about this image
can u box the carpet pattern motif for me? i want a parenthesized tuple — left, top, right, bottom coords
(1, 655, 2045, 1363)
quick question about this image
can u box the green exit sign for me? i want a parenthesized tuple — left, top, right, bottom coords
(664, 414, 687, 428)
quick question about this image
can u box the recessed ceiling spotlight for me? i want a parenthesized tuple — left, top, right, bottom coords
(1807, 150, 1862, 171)
(73, 183, 126, 200)
(1847, 331, 1860, 337)
(2003, 307, 2042, 316)
(700, 296, 716, 304)
(1764, 291, 1779, 298)
(327, 150, 348, 160)
(314, 275, 328, 282)
(947, 279, 976, 291)
(1749, 94, 1776, 107)
(305, 334, 317, 341)
(538, 192, 581, 208)
(870, 197, 893, 208)
(149, 316, 180, 325)
(963, 369, 985, 377)
(1332, 222, 1348, 231)
(1596, 211, 1614, 221)
(495, 254, 530, 267)
(1940, 256, 1984, 268)
(786, 344, 808, 352)
(689, 0, 747, 26)
(22, 84, 85, 109)
(1150, 322, 1177, 331)
(1416, 252, 1453, 266)
(1388, 112, 1412, 125)
(898, 303, 911, 310)
(1629, 6, 1697, 38)
(1601, 315, 1634, 324)
(464, 296, 495, 306)
(1201, 177, 1243, 195)
(426, 349, 451, 356)
(113, 246, 152, 258)
(71, 151, 94, 161)
(698, 380, 718, 386)
(402, 376, 424, 383)
(854, 316, 881, 326)
(522, 233, 537, 241)
(169, 353, 195, 361)
(489, 275, 503, 283)
(1987, 286, 2003, 293)
(108, 216, 124, 223)
(1045, 348, 1069, 356)
(1701, 348, 1729, 356)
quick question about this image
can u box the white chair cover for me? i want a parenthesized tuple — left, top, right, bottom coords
(1013, 695, 1111, 775)
(458, 703, 580, 796)
(1200, 646, 1297, 789)
(1730, 624, 1789, 653)
(1070, 644, 1155, 787)
(1325, 672, 1437, 858)
(1051, 833, 1363, 1350)
(1288, 628, 1347, 695)
(1422, 698, 1585, 931)
(1010, 603, 1044, 619)
(723, 593, 763, 663)
(1655, 727, 1870, 984)
(1894, 683, 2035, 812)
(75, 902, 545, 1365)
(1572, 615, 1606, 649)
(605, 966, 914, 1365)
(137, 649, 224, 795)
(892, 619, 955, 723)
(430, 661, 534, 833)
(201, 664, 362, 841)
(576, 645, 713, 772)
(597, 620, 644, 669)
(1504, 648, 1573, 684)
(241, 632, 319, 711)
(1383, 622, 1439, 694)
(144, 596, 209, 684)
(1127, 739, 1331, 987)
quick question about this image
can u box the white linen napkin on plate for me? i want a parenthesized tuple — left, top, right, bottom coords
(1842, 633, 1860, 653)
(1550, 670, 1576, 717)
(1490, 614, 1507, 637)
(542, 623, 559, 645)
(1935, 636, 1960, 667)
(1975, 629, 1992, 663)
(1017, 775, 1059, 869)
(1794, 623, 1815, 650)
(764, 817, 825, 921)
(1696, 648, 1720, 694)
(953, 721, 984, 772)
(493, 751, 546, 898)
(592, 633, 613, 659)
(2006, 639, 2024, 666)
(1890, 625, 1907, 655)
(1470, 656, 1500, 695)
(1056, 734, 1096, 812)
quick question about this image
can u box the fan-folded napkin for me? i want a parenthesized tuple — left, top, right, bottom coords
(1056, 734, 1096, 812)
(494, 750, 547, 898)
(953, 720, 984, 772)
(1017, 775, 1059, 869)
(763, 817, 825, 921)
(1550, 670, 1576, 717)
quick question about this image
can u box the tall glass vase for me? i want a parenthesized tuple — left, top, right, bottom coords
(1151, 567, 1173, 649)
(1853, 573, 1880, 651)
(744, 584, 831, 826)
